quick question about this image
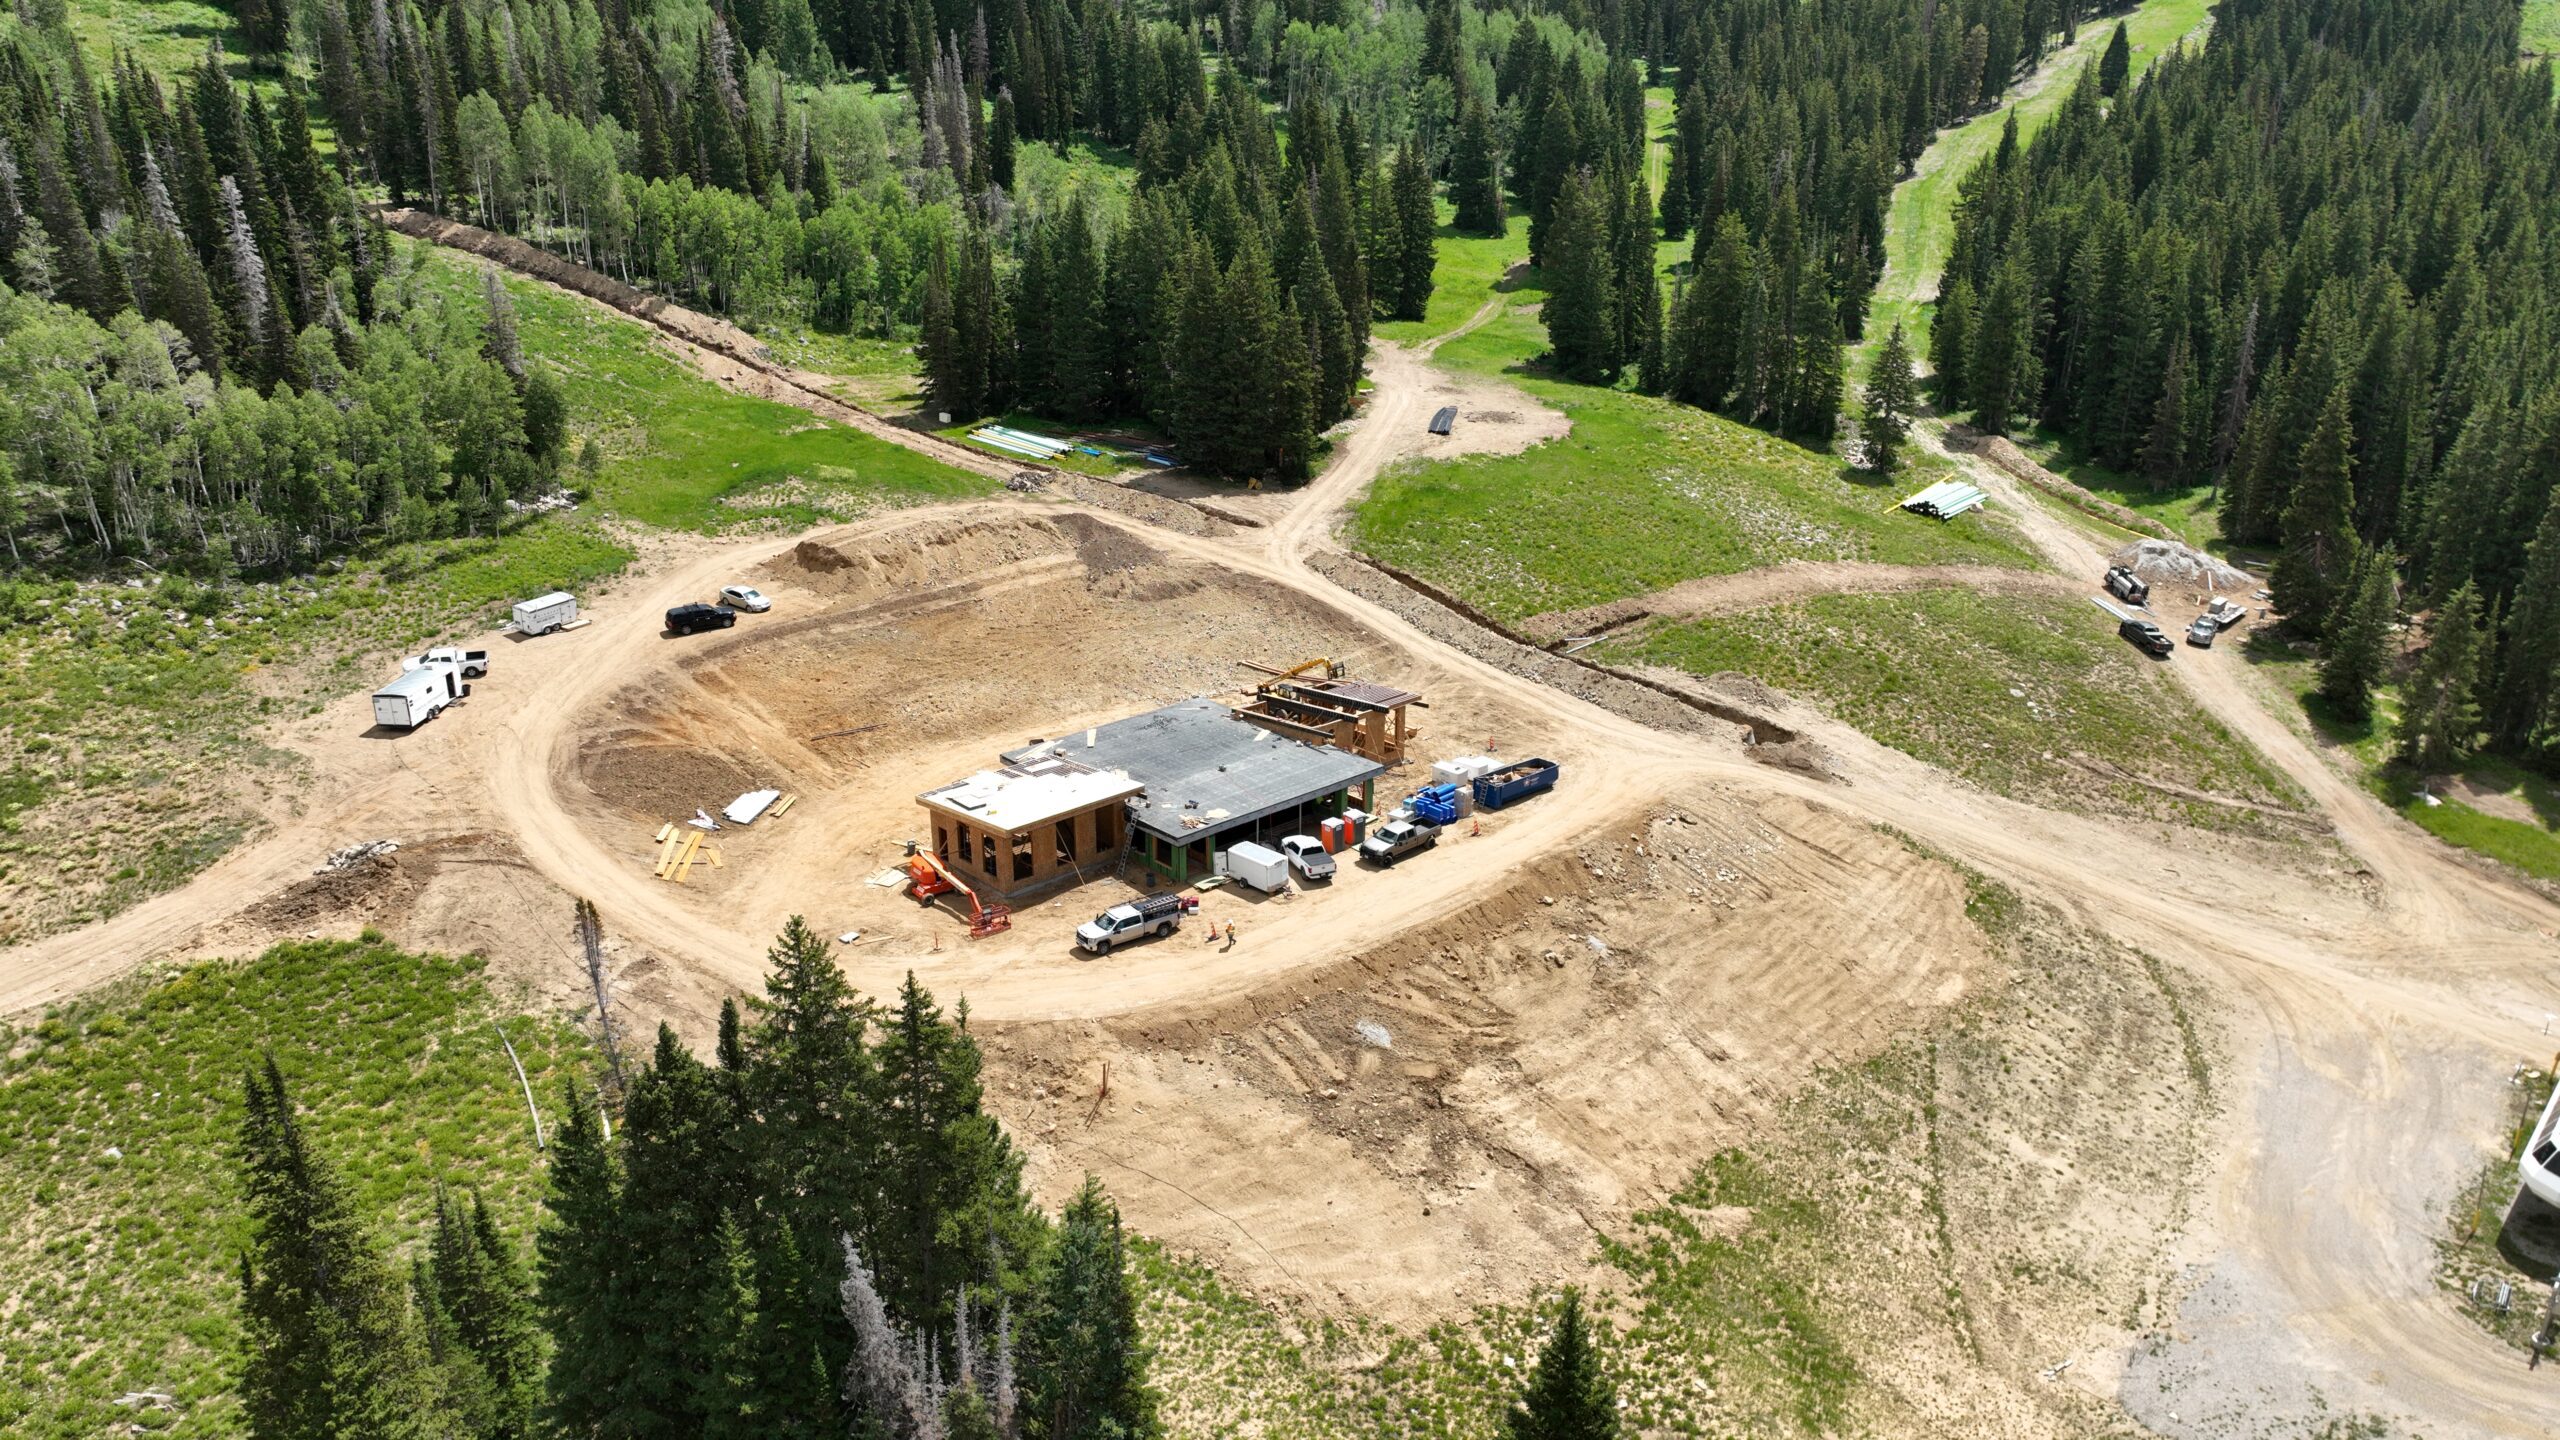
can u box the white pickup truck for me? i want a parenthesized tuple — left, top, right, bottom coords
(404, 646, 490, 678)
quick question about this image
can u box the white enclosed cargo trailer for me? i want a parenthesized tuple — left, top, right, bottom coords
(512, 592, 579, 635)
(1216, 840, 1291, 894)
(2520, 1079, 2560, 1209)
(373, 664, 466, 729)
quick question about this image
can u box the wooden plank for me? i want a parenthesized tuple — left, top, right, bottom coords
(671, 832, 702, 884)
(653, 829, 683, 876)
(654, 822, 674, 844)
(770, 794, 798, 819)
(704, 846, 723, 869)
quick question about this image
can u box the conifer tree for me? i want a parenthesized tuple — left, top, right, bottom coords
(2319, 550, 2397, 722)
(1542, 172, 1615, 383)
(1607, 173, 1659, 386)
(1966, 260, 2035, 434)
(1390, 145, 1438, 322)
(423, 1189, 544, 1440)
(2097, 23, 2132, 99)
(741, 914, 877, 1363)
(921, 225, 1003, 418)
(1504, 1289, 1616, 1440)
(2275, 382, 2360, 633)
(1785, 275, 1845, 443)
(619, 1024, 747, 1430)
(874, 971, 1038, 1336)
(1670, 215, 1751, 409)
(1025, 1177, 1157, 1440)
(1524, 88, 1579, 265)
(27, 130, 114, 319)
(2398, 580, 2488, 771)
(237, 1057, 444, 1439)
(1449, 96, 1505, 236)
(1861, 323, 1918, 472)
(990, 88, 1018, 190)
(2494, 497, 2560, 749)
(1659, 85, 1704, 240)
(1930, 276, 1975, 407)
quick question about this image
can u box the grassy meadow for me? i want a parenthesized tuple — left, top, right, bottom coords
(0, 938, 589, 1440)
(1355, 300, 2036, 626)
(1860, 0, 2216, 374)
(1608, 588, 2308, 830)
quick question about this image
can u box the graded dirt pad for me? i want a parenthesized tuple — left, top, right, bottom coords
(550, 507, 1576, 974)
(980, 787, 1990, 1324)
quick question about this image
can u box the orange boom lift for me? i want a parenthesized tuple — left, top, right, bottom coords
(902, 848, 1014, 939)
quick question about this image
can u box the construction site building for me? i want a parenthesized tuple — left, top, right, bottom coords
(917, 756, 1145, 898)
(1238, 677, 1422, 763)
(1000, 699, 1382, 885)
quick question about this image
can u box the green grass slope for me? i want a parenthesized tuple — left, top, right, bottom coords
(1862, 0, 2214, 371)
(0, 939, 588, 1439)
(0, 243, 984, 944)
(1354, 305, 2034, 626)
(405, 245, 988, 530)
(1607, 589, 2307, 830)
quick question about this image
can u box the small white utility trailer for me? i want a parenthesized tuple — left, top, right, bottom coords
(372, 664, 466, 729)
(1216, 841, 1291, 894)
(511, 592, 580, 635)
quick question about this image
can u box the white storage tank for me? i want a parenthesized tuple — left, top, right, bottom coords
(1432, 755, 1499, 786)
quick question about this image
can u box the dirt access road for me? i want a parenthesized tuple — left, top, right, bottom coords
(8, 208, 2559, 1430)
(1924, 419, 2560, 1434)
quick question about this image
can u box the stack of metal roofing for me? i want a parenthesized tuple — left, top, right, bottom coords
(1899, 479, 1991, 519)
(967, 425, 1073, 460)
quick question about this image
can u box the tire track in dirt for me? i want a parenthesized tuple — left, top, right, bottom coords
(1515, 560, 2085, 642)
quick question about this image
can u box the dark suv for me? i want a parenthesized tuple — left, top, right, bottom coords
(664, 602, 739, 636)
(2119, 617, 2174, 658)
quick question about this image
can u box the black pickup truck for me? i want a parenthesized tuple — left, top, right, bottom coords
(664, 603, 739, 636)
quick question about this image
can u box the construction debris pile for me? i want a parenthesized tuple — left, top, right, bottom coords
(315, 840, 400, 874)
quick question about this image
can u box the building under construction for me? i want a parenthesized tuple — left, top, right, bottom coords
(1002, 699, 1383, 885)
(917, 755, 1145, 898)
(1237, 673, 1422, 763)
(917, 662, 1420, 894)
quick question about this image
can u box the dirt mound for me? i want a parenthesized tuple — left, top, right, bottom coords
(578, 740, 770, 821)
(778, 512, 1101, 602)
(241, 834, 513, 930)
(2113, 537, 2256, 595)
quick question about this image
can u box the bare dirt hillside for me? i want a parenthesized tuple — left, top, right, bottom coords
(994, 788, 1987, 1324)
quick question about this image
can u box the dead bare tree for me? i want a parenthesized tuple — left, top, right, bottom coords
(575, 898, 629, 1101)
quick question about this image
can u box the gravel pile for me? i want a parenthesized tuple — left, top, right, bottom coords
(2112, 538, 2257, 594)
